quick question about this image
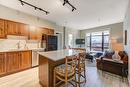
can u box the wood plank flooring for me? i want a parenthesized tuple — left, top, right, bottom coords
(0, 62, 129, 87)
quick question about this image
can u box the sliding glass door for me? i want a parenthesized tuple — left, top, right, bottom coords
(86, 31, 109, 52)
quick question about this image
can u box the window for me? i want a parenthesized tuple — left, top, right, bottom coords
(86, 31, 109, 52)
(68, 34, 73, 47)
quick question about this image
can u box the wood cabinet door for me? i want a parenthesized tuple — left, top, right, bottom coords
(6, 52, 21, 73)
(29, 26, 37, 40)
(0, 19, 6, 38)
(42, 28, 48, 34)
(7, 21, 19, 35)
(0, 53, 6, 75)
(20, 51, 32, 69)
(48, 29, 54, 35)
(36, 27, 43, 41)
(43, 28, 54, 35)
(18, 23, 29, 36)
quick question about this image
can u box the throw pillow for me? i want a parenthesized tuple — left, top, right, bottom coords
(112, 51, 121, 60)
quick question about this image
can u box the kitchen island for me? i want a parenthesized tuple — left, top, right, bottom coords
(38, 49, 84, 87)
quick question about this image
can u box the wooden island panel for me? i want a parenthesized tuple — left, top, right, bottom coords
(39, 55, 65, 87)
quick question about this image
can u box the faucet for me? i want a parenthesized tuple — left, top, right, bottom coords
(16, 41, 21, 49)
(24, 43, 28, 49)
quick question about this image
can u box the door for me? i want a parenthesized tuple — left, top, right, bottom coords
(7, 21, 19, 35)
(29, 26, 37, 40)
(0, 53, 6, 75)
(6, 52, 20, 73)
(20, 51, 32, 69)
(0, 19, 6, 38)
(18, 23, 29, 36)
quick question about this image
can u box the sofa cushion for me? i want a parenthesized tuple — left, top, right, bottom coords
(103, 50, 115, 59)
(112, 51, 121, 60)
(118, 51, 126, 60)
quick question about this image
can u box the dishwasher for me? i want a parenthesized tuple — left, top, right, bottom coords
(32, 48, 45, 67)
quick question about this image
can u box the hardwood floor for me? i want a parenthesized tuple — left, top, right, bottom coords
(0, 62, 129, 87)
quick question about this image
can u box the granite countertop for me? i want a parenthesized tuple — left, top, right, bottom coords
(0, 48, 45, 52)
(38, 49, 83, 61)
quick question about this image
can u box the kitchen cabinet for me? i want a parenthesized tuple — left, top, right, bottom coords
(36, 27, 44, 40)
(7, 20, 29, 36)
(0, 51, 32, 76)
(47, 29, 54, 35)
(7, 20, 19, 35)
(43, 28, 54, 35)
(0, 53, 6, 75)
(20, 51, 32, 69)
(18, 23, 29, 36)
(6, 52, 21, 73)
(29, 27, 48, 40)
(29, 26, 37, 40)
(0, 19, 6, 38)
(42, 28, 49, 34)
(35, 27, 54, 40)
(0, 18, 54, 40)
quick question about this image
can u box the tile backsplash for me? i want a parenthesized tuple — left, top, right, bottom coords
(0, 39, 41, 50)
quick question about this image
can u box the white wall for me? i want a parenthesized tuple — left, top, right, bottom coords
(0, 4, 65, 50)
(0, 4, 58, 29)
(80, 22, 124, 51)
(65, 28, 80, 48)
(124, 0, 130, 83)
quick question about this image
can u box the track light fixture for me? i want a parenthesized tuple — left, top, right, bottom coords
(20, 1, 24, 6)
(18, 0, 49, 15)
(63, 0, 76, 12)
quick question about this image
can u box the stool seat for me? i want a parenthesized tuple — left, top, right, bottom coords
(55, 64, 75, 78)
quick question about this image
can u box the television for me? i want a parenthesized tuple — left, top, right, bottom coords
(76, 39, 85, 44)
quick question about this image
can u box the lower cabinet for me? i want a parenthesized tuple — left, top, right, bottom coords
(20, 51, 32, 69)
(6, 52, 20, 73)
(0, 53, 6, 75)
(0, 51, 32, 76)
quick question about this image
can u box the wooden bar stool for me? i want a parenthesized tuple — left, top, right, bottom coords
(75, 52, 86, 87)
(53, 55, 78, 87)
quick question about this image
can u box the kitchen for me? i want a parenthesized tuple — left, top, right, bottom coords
(0, 18, 58, 76)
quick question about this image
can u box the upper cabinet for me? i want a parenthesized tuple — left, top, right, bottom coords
(7, 20, 19, 35)
(47, 29, 54, 35)
(43, 28, 54, 35)
(6, 20, 29, 36)
(0, 18, 54, 40)
(29, 27, 54, 40)
(0, 19, 6, 38)
(29, 26, 37, 40)
(18, 23, 29, 36)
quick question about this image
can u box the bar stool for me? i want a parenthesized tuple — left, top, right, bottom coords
(53, 55, 78, 87)
(76, 52, 86, 87)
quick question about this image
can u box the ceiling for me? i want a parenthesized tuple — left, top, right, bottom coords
(0, 0, 129, 30)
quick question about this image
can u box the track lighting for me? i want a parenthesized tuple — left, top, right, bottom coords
(18, 0, 49, 15)
(63, 0, 77, 12)
(72, 8, 74, 12)
(63, 2, 66, 6)
(34, 7, 37, 10)
(20, 1, 24, 6)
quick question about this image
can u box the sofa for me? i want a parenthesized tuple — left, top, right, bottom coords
(96, 51, 128, 77)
